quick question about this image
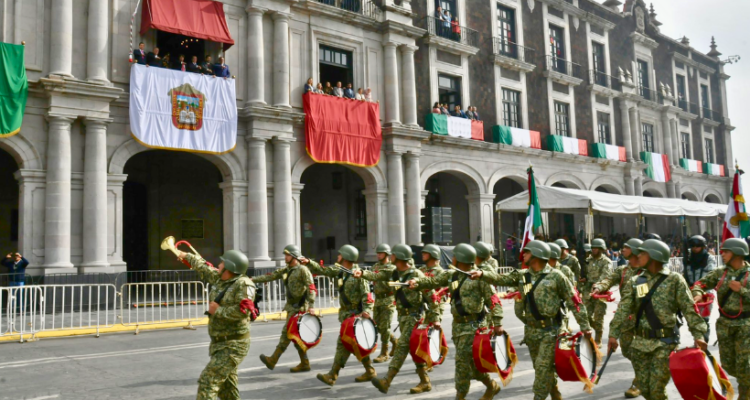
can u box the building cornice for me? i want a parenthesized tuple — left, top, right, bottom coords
(239, 105, 306, 126)
(630, 32, 659, 50)
(292, 0, 382, 31)
(35, 77, 123, 103)
(422, 36, 479, 57)
(538, 0, 617, 30)
(670, 52, 716, 75)
(494, 54, 536, 73)
(380, 20, 427, 40)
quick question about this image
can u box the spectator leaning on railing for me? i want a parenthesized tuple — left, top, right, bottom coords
(333, 82, 344, 97)
(202, 55, 216, 76)
(2, 252, 29, 286)
(214, 56, 231, 78)
(146, 47, 161, 67)
(304, 77, 315, 93)
(187, 55, 202, 73)
(133, 42, 147, 64)
(314, 82, 325, 94)
(344, 83, 355, 99)
(174, 54, 187, 71)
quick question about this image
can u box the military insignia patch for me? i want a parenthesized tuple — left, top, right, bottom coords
(636, 283, 649, 298)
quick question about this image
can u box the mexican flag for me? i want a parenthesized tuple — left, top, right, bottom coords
(425, 114, 483, 140)
(704, 163, 725, 177)
(679, 158, 703, 173)
(0, 42, 28, 137)
(641, 152, 671, 182)
(722, 168, 750, 241)
(492, 125, 542, 149)
(521, 166, 543, 256)
(547, 135, 588, 156)
(591, 143, 626, 162)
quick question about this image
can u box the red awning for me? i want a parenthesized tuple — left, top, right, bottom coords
(140, 0, 235, 50)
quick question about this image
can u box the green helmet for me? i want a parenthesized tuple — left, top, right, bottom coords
(583, 243, 592, 252)
(523, 240, 550, 260)
(422, 244, 441, 260)
(283, 244, 302, 259)
(637, 239, 671, 264)
(623, 238, 643, 256)
(220, 250, 250, 275)
(688, 235, 707, 248)
(339, 244, 359, 262)
(392, 244, 413, 261)
(547, 243, 561, 260)
(375, 243, 392, 255)
(454, 243, 477, 264)
(591, 238, 607, 250)
(554, 239, 569, 249)
(720, 238, 750, 257)
(473, 241, 493, 260)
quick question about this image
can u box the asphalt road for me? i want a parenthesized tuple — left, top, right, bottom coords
(0, 299, 738, 400)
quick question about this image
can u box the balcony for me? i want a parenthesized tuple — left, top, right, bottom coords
(543, 55, 583, 86)
(587, 69, 622, 97)
(305, 0, 383, 22)
(637, 85, 659, 102)
(422, 15, 480, 55)
(492, 38, 536, 72)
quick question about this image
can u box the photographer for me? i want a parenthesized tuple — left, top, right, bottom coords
(2, 252, 28, 286)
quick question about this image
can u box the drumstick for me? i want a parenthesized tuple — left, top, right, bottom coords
(334, 264, 354, 275)
(388, 282, 410, 287)
(448, 265, 472, 276)
(594, 349, 615, 384)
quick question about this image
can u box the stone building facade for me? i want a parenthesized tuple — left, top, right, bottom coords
(0, 0, 734, 274)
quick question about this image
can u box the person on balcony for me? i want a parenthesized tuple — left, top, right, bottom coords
(173, 54, 187, 71)
(146, 47, 162, 67)
(452, 105, 468, 119)
(440, 104, 450, 115)
(465, 105, 475, 120)
(435, 6, 446, 37)
(442, 11, 452, 38)
(314, 83, 325, 94)
(432, 102, 441, 114)
(161, 54, 171, 69)
(472, 106, 482, 121)
(187, 55, 202, 73)
(304, 78, 315, 94)
(333, 82, 344, 97)
(365, 87, 373, 102)
(355, 88, 365, 101)
(202, 55, 216, 77)
(451, 16, 461, 41)
(133, 42, 147, 65)
(214, 57, 231, 78)
(344, 83, 355, 99)
(324, 82, 334, 95)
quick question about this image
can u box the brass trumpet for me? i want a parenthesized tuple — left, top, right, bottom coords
(161, 236, 214, 268)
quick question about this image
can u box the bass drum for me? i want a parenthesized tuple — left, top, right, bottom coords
(410, 324, 448, 367)
(288, 312, 323, 350)
(354, 317, 379, 351)
(670, 348, 733, 400)
(340, 315, 379, 361)
(555, 332, 599, 393)
(492, 331, 513, 374)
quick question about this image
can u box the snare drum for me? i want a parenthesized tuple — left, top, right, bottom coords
(472, 329, 518, 386)
(410, 324, 448, 367)
(287, 312, 323, 351)
(340, 315, 379, 361)
(555, 332, 600, 393)
(670, 347, 734, 400)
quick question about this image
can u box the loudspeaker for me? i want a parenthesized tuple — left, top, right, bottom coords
(326, 236, 336, 250)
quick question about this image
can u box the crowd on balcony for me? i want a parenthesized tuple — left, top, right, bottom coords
(434, 6, 462, 41)
(131, 42, 232, 78)
(304, 78, 376, 102)
(431, 102, 481, 120)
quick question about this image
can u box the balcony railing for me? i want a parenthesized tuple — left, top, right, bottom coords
(711, 110, 724, 124)
(690, 102, 700, 115)
(424, 15, 479, 48)
(493, 38, 536, 65)
(315, 0, 383, 20)
(587, 69, 621, 91)
(545, 55, 582, 79)
(637, 85, 658, 102)
(702, 107, 712, 119)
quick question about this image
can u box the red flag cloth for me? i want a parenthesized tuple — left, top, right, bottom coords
(471, 120, 484, 140)
(670, 348, 734, 400)
(140, 0, 235, 50)
(409, 325, 448, 368)
(303, 93, 382, 167)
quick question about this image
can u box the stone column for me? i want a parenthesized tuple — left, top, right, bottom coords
(666, 181, 676, 199)
(383, 42, 401, 125)
(629, 107, 641, 160)
(400, 45, 418, 128)
(619, 102, 634, 161)
(386, 151, 405, 244)
(724, 129, 735, 176)
(86, 0, 109, 84)
(13, 170, 47, 268)
(661, 113, 674, 165)
(467, 194, 496, 244)
(107, 174, 127, 271)
(80, 118, 110, 271)
(272, 13, 290, 108)
(272, 138, 294, 260)
(624, 175, 635, 196)
(363, 188, 388, 260)
(220, 180, 248, 252)
(246, 7, 266, 105)
(675, 181, 682, 199)
(44, 115, 75, 269)
(670, 119, 680, 164)
(50, 0, 73, 77)
(404, 152, 421, 245)
(246, 138, 270, 262)
(634, 177, 643, 196)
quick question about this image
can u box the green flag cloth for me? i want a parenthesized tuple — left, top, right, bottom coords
(425, 114, 448, 135)
(0, 42, 28, 136)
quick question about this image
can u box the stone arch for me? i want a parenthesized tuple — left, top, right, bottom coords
(703, 188, 724, 204)
(420, 160, 486, 195)
(589, 176, 624, 195)
(544, 171, 586, 190)
(108, 139, 245, 181)
(291, 154, 387, 189)
(0, 133, 43, 170)
(642, 182, 666, 198)
(487, 166, 539, 191)
(680, 185, 701, 201)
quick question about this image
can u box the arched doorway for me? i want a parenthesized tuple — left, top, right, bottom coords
(122, 151, 224, 271)
(0, 149, 19, 269)
(705, 194, 721, 204)
(493, 177, 525, 265)
(425, 172, 472, 245)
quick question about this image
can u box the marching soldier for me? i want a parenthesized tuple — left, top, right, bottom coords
(255, 244, 316, 373)
(582, 238, 612, 347)
(370, 243, 398, 363)
(420, 244, 447, 320)
(547, 242, 575, 333)
(407, 243, 504, 400)
(486, 243, 501, 272)
(470, 240, 590, 400)
(354, 244, 440, 394)
(302, 245, 377, 386)
(608, 239, 707, 400)
(474, 242, 498, 273)
(682, 235, 717, 341)
(178, 250, 258, 400)
(592, 238, 644, 398)
(556, 239, 581, 284)
(691, 238, 750, 399)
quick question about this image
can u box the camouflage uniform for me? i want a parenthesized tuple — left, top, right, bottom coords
(593, 262, 643, 359)
(420, 263, 447, 321)
(610, 265, 707, 400)
(549, 262, 575, 332)
(691, 261, 750, 398)
(415, 266, 503, 397)
(370, 260, 397, 353)
(487, 256, 500, 272)
(581, 255, 612, 341)
(186, 254, 255, 400)
(560, 253, 581, 284)
(484, 265, 589, 400)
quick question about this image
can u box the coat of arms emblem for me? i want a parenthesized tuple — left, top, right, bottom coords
(168, 83, 205, 131)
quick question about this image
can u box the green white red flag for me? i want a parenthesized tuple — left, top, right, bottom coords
(521, 166, 542, 253)
(722, 167, 750, 241)
(0, 42, 28, 137)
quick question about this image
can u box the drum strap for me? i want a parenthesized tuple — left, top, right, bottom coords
(523, 273, 562, 323)
(450, 272, 472, 317)
(392, 269, 416, 309)
(285, 268, 309, 309)
(338, 271, 352, 307)
(634, 274, 668, 331)
(718, 271, 749, 313)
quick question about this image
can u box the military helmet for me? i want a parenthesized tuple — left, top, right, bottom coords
(688, 235, 707, 248)
(392, 244, 413, 261)
(720, 238, 750, 257)
(637, 239, 671, 264)
(220, 250, 250, 275)
(339, 244, 359, 262)
(422, 244, 441, 260)
(523, 240, 551, 260)
(283, 244, 302, 259)
(554, 239, 569, 249)
(591, 238, 607, 250)
(547, 242, 562, 259)
(622, 238, 643, 256)
(644, 232, 662, 241)
(375, 243, 392, 255)
(454, 243, 477, 264)
(473, 241, 493, 260)
(583, 243, 592, 252)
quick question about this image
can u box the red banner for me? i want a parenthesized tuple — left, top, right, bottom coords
(140, 0, 235, 50)
(471, 120, 484, 141)
(303, 93, 382, 167)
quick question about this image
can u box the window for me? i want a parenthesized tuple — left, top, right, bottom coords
(502, 88, 521, 128)
(592, 42, 607, 86)
(319, 45, 353, 89)
(497, 5, 517, 57)
(676, 74, 687, 110)
(440, 0, 457, 16)
(554, 102, 570, 137)
(438, 74, 462, 111)
(681, 132, 691, 159)
(549, 25, 566, 73)
(701, 85, 711, 118)
(597, 112, 611, 144)
(705, 138, 714, 164)
(642, 123, 654, 153)
(354, 191, 367, 238)
(637, 60, 650, 99)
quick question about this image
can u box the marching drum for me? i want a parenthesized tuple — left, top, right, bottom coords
(410, 324, 448, 367)
(472, 329, 517, 386)
(287, 312, 323, 351)
(555, 332, 600, 393)
(340, 315, 379, 360)
(670, 347, 734, 400)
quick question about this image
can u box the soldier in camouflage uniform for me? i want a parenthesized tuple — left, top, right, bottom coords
(302, 245, 377, 386)
(178, 250, 257, 400)
(354, 244, 440, 394)
(420, 244, 447, 321)
(608, 239, 707, 400)
(370, 243, 397, 363)
(556, 239, 581, 284)
(592, 238, 643, 398)
(474, 242, 498, 273)
(691, 238, 750, 399)
(472, 240, 591, 400)
(254, 244, 316, 373)
(582, 238, 612, 346)
(408, 243, 504, 400)
(547, 242, 576, 333)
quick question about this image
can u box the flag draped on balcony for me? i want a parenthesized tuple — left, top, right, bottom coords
(492, 126, 541, 149)
(425, 114, 483, 140)
(591, 143, 626, 162)
(704, 163, 725, 177)
(641, 152, 671, 182)
(547, 135, 588, 156)
(521, 166, 542, 261)
(679, 158, 703, 173)
(0, 42, 28, 137)
(722, 166, 749, 241)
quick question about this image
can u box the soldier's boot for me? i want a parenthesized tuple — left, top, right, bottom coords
(409, 366, 432, 394)
(259, 346, 284, 371)
(371, 368, 398, 394)
(425, 366, 434, 373)
(624, 378, 641, 398)
(478, 376, 500, 400)
(290, 346, 310, 373)
(549, 384, 563, 400)
(455, 391, 468, 400)
(389, 337, 397, 357)
(595, 330, 603, 348)
(373, 343, 390, 363)
(354, 357, 377, 382)
(316, 364, 341, 387)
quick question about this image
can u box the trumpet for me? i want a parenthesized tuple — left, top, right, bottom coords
(161, 236, 214, 269)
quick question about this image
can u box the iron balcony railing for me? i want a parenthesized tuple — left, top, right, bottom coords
(587, 69, 622, 91)
(314, 0, 383, 20)
(677, 98, 689, 111)
(638, 85, 658, 101)
(702, 107, 712, 119)
(690, 102, 701, 115)
(545, 55, 582, 79)
(424, 15, 479, 48)
(493, 38, 536, 65)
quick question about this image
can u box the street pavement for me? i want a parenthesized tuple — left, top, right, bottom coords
(0, 298, 737, 400)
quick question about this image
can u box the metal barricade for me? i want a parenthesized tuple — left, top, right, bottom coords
(0, 286, 44, 342)
(119, 281, 207, 327)
(39, 284, 118, 335)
